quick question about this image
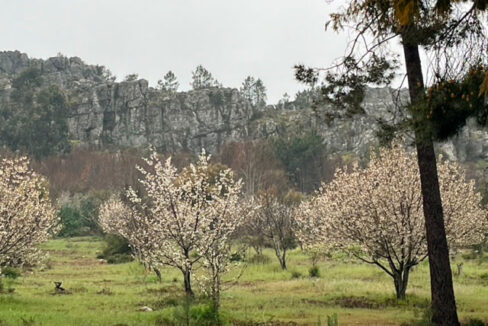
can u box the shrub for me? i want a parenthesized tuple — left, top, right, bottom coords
(291, 271, 302, 279)
(230, 252, 244, 262)
(309, 266, 321, 278)
(1, 267, 21, 279)
(97, 234, 133, 264)
(58, 192, 109, 237)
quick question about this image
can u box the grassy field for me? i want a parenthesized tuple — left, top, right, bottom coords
(0, 237, 487, 326)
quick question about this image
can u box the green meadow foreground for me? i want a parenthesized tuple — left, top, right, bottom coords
(0, 237, 487, 326)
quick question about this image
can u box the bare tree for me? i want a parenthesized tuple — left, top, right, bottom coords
(249, 189, 299, 270)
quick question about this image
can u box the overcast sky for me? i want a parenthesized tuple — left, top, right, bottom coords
(0, 0, 348, 103)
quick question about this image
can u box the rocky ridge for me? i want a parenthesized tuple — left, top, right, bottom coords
(1, 50, 487, 162)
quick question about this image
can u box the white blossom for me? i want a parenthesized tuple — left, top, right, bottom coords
(295, 141, 488, 298)
(0, 156, 58, 267)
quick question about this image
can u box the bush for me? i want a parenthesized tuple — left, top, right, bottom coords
(230, 252, 244, 262)
(291, 271, 302, 279)
(58, 192, 109, 237)
(97, 234, 133, 264)
(1, 267, 21, 279)
(309, 266, 321, 278)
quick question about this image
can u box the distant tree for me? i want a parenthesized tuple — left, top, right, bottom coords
(240, 76, 267, 106)
(96, 66, 116, 83)
(293, 88, 319, 110)
(0, 156, 58, 268)
(191, 65, 220, 90)
(124, 73, 139, 82)
(250, 189, 299, 270)
(0, 69, 71, 159)
(157, 70, 179, 92)
(278, 93, 291, 109)
(273, 131, 327, 192)
(219, 140, 288, 197)
(295, 142, 488, 299)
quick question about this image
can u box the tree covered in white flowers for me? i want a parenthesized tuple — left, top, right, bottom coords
(0, 157, 58, 268)
(100, 151, 244, 298)
(295, 142, 488, 299)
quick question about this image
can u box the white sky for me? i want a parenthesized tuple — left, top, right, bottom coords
(0, 0, 348, 103)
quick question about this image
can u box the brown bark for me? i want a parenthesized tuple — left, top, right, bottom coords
(401, 38, 460, 326)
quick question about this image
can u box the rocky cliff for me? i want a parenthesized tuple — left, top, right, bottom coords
(1, 50, 488, 162)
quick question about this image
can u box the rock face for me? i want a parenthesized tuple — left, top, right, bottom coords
(69, 80, 254, 153)
(1, 50, 488, 162)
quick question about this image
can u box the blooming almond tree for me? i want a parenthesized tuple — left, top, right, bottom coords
(101, 151, 243, 297)
(295, 142, 487, 299)
(0, 157, 58, 268)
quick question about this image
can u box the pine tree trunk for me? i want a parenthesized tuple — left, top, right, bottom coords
(401, 39, 460, 326)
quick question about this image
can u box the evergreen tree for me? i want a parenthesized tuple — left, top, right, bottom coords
(157, 70, 179, 92)
(124, 73, 138, 82)
(190, 65, 220, 90)
(0, 68, 71, 159)
(240, 76, 267, 106)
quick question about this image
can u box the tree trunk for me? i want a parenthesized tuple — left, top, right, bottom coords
(275, 248, 287, 270)
(154, 268, 162, 282)
(183, 268, 194, 297)
(393, 268, 410, 300)
(212, 275, 221, 326)
(401, 38, 460, 326)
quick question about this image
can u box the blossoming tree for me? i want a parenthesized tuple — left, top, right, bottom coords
(0, 157, 58, 268)
(100, 151, 244, 299)
(295, 142, 488, 299)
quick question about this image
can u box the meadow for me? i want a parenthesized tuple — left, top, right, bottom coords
(0, 237, 487, 326)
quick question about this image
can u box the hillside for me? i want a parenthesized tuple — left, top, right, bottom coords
(1, 50, 488, 162)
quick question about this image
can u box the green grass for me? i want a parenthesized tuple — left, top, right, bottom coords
(0, 238, 487, 325)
